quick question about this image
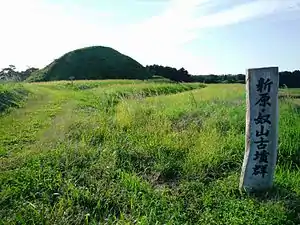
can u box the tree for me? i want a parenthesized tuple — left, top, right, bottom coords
(0, 65, 20, 81)
(146, 65, 192, 82)
(20, 67, 39, 80)
(0, 65, 39, 81)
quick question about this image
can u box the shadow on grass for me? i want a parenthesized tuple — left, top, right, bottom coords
(171, 112, 204, 132)
(115, 146, 188, 189)
(247, 184, 300, 224)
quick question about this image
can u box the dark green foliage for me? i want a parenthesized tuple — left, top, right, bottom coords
(278, 70, 300, 88)
(147, 64, 300, 88)
(27, 46, 152, 82)
(146, 64, 192, 82)
(191, 74, 246, 84)
(190, 71, 300, 88)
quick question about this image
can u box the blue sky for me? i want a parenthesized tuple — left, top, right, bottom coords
(0, 0, 299, 75)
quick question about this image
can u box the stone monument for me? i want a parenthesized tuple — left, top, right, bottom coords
(240, 67, 279, 192)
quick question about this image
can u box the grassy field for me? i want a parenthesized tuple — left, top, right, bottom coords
(0, 80, 300, 224)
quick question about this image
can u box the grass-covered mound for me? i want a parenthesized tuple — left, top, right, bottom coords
(27, 46, 152, 82)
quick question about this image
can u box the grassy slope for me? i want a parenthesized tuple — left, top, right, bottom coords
(26, 46, 152, 82)
(0, 81, 300, 224)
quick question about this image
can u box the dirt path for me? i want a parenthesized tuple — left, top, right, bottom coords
(0, 85, 76, 169)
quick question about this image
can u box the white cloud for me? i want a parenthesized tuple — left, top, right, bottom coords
(113, 0, 215, 74)
(190, 0, 300, 29)
(118, 0, 300, 74)
(114, 0, 300, 74)
(0, 0, 299, 74)
(0, 0, 116, 70)
(132, 0, 300, 45)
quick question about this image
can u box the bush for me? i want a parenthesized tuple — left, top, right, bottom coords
(0, 83, 28, 113)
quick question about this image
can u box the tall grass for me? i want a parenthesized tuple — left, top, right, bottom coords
(0, 82, 29, 113)
(33, 79, 147, 90)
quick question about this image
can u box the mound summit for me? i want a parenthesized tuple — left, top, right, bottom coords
(27, 46, 152, 82)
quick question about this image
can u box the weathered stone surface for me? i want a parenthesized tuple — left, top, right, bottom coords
(240, 67, 279, 192)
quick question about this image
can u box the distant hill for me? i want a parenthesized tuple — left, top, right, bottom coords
(27, 46, 152, 82)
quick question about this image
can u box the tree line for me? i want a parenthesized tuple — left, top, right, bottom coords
(0, 65, 38, 82)
(146, 65, 192, 82)
(146, 64, 300, 88)
(1, 63, 299, 88)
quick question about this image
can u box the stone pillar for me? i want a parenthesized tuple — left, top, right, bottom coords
(240, 67, 279, 192)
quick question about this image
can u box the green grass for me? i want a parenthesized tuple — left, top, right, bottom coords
(32, 79, 147, 90)
(1, 81, 300, 224)
(0, 82, 29, 114)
